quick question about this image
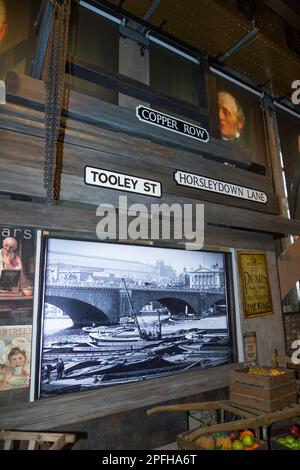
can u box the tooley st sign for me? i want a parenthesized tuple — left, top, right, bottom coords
(85, 166, 161, 198)
(136, 105, 209, 143)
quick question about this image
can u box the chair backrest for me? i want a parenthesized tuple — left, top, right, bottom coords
(272, 348, 292, 368)
(0, 431, 77, 450)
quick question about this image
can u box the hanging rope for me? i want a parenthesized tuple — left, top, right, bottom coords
(44, 0, 71, 205)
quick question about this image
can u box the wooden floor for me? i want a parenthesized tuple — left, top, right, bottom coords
(156, 441, 177, 449)
(156, 411, 201, 449)
(0, 363, 239, 430)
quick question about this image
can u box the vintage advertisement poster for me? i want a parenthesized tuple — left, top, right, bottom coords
(0, 226, 36, 322)
(238, 252, 273, 318)
(0, 325, 32, 391)
(243, 332, 257, 364)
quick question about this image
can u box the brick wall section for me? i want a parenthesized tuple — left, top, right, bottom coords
(283, 314, 300, 354)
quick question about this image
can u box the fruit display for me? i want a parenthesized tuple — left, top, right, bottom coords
(275, 435, 300, 450)
(288, 423, 300, 439)
(194, 434, 215, 450)
(248, 361, 285, 376)
(194, 429, 262, 450)
(273, 424, 300, 450)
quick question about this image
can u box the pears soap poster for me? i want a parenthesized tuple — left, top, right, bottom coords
(0, 325, 32, 391)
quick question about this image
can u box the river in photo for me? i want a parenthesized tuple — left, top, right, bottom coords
(40, 313, 230, 397)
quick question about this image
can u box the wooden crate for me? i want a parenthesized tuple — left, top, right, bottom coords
(229, 367, 297, 412)
(147, 400, 260, 450)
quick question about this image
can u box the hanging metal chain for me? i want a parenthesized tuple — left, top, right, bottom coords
(44, 0, 71, 204)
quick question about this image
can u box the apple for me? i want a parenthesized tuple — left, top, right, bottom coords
(228, 431, 237, 441)
(288, 424, 300, 440)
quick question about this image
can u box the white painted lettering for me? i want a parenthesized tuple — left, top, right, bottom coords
(173, 170, 267, 204)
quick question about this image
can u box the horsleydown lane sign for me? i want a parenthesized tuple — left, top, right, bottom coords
(85, 166, 161, 197)
(136, 105, 209, 143)
(174, 170, 268, 204)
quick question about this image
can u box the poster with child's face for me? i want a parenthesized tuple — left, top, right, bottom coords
(0, 325, 32, 391)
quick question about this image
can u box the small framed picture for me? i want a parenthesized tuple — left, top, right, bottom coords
(243, 332, 257, 365)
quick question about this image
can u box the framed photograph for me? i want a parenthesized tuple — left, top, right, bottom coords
(38, 237, 232, 398)
(243, 331, 257, 364)
(238, 251, 273, 318)
(0, 324, 32, 391)
(0, 227, 36, 323)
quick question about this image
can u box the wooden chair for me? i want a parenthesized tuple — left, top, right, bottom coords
(272, 349, 300, 400)
(272, 349, 292, 368)
(0, 431, 77, 450)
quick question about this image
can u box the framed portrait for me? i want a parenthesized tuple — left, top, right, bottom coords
(213, 76, 267, 172)
(0, 226, 36, 323)
(0, 324, 32, 391)
(238, 251, 273, 318)
(37, 236, 231, 398)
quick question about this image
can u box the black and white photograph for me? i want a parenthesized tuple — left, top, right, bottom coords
(39, 238, 230, 397)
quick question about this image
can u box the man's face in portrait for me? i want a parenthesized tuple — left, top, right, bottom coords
(2, 237, 17, 256)
(218, 91, 245, 140)
(0, 0, 8, 45)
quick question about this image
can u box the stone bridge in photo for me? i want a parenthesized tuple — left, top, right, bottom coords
(45, 284, 225, 326)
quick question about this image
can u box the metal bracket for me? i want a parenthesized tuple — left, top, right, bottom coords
(218, 21, 258, 63)
(260, 92, 274, 113)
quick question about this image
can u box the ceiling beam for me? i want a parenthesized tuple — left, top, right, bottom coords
(218, 22, 258, 63)
(136, 0, 160, 33)
(262, 0, 300, 31)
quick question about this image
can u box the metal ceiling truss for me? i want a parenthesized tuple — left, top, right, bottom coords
(53, 0, 300, 120)
(218, 20, 258, 63)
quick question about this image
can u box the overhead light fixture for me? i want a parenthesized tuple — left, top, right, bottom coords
(274, 101, 300, 120)
(146, 32, 200, 65)
(210, 66, 263, 97)
(79, 1, 126, 26)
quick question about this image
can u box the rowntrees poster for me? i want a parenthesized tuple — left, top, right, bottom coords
(0, 325, 32, 391)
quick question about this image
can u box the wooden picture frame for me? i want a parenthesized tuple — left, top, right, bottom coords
(243, 331, 257, 364)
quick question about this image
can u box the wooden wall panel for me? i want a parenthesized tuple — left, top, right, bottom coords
(0, 107, 279, 214)
(6, 71, 251, 166)
(0, 198, 299, 245)
(2, 72, 299, 237)
(0, 363, 239, 430)
(1, 102, 274, 193)
(48, 388, 228, 450)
